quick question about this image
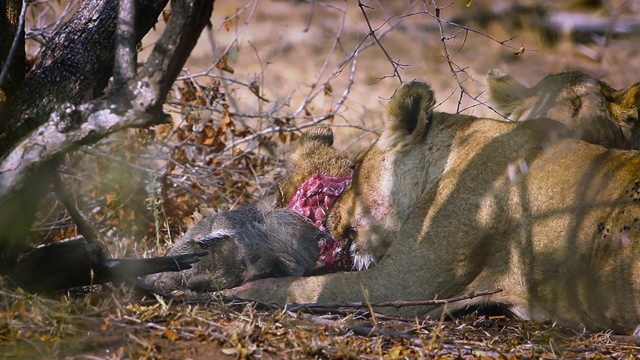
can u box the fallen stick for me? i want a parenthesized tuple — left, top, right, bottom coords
(295, 312, 424, 346)
(285, 288, 503, 311)
(187, 288, 503, 314)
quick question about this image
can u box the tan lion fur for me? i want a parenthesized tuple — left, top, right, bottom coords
(274, 125, 353, 207)
(226, 81, 640, 333)
(487, 69, 640, 149)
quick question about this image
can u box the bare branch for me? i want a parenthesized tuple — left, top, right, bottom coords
(284, 288, 503, 311)
(0, 0, 170, 157)
(357, 0, 404, 84)
(410, 10, 521, 51)
(221, 46, 361, 152)
(422, 1, 510, 118)
(0, 0, 215, 199)
(0, 99, 164, 199)
(52, 171, 103, 247)
(113, 0, 138, 87)
(292, 1, 348, 118)
(139, 0, 214, 101)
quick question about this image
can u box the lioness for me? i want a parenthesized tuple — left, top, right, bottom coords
(227, 81, 640, 333)
(487, 69, 640, 149)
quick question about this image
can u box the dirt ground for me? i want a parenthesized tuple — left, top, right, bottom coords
(4, 0, 640, 358)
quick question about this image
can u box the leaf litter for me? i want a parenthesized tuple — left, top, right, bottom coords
(1, 281, 639, 359)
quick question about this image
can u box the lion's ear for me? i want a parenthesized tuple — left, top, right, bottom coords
(611, 83, 640, 128)
(383, 81, 435, 145)
(487, 68, 529, 117)
(610, 83, 640, 148)
(613, 83, 640, 111)
(290, 125, 334, 166)
(298, 125, 334, 147)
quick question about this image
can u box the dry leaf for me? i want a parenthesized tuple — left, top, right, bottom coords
(221, 348, 238, 355)
(100, 320, 111, 331)
(514, 43, 525, 56)
(223, 16, 233, 31)
(162, 10, 172, 23)
(105, 193, 117, 206)
(215, 53, 235, 74)
(220, 110, 235, 133)
(162, 328, 180, 341)
(324, 83, 333, 96)
(249, 82, 270, 102)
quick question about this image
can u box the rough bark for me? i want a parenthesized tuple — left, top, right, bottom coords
(0, 0, 215, 273)
(0, 0, 25, 113)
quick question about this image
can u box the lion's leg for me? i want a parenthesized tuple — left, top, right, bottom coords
(224, 225, 484, 318)
(223, 268, 372, 305)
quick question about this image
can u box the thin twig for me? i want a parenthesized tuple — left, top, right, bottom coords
(431, 0, 469, 113)
(0, 0, 29, 88)
(405, 9, 520, 51)
(292, 1, 348, 119)
(357, 0, 404, 84)
(206, 0, 258, 78)
(594, 0, 626, 61)
(424, 1, 510, 118)
(52, 171, 103, 247)
(221, 33, 361, 152)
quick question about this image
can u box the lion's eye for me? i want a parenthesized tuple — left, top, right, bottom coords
(344, 226, 357, 241)
(624, 115, 638, 124)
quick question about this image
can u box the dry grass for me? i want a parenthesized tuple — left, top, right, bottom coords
(4, 0, 640, 358)
(2, 285, 640, 358)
